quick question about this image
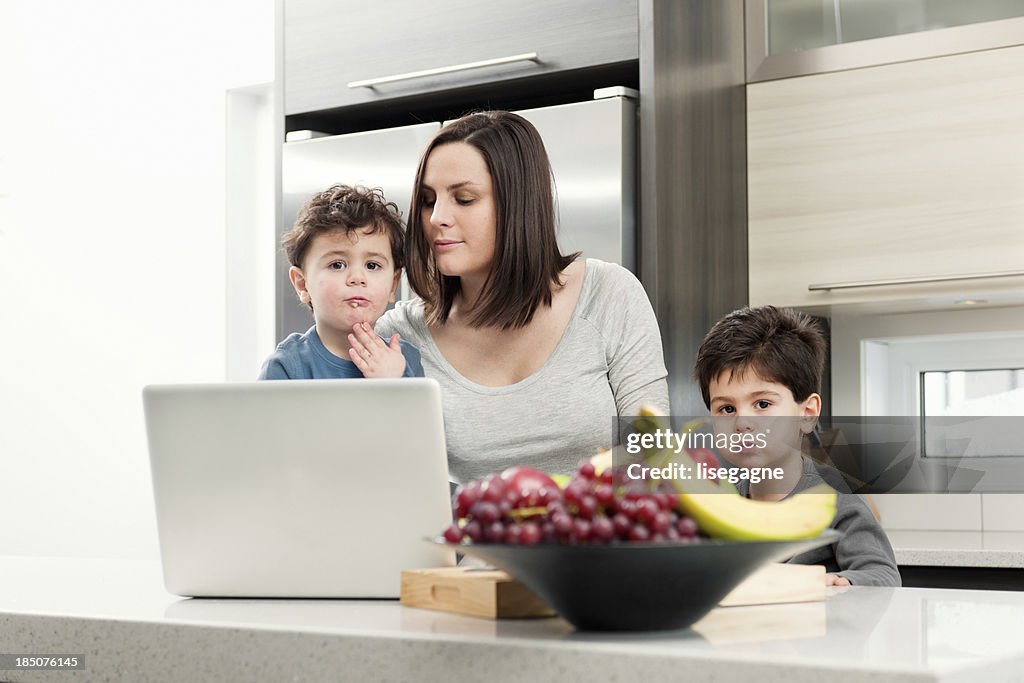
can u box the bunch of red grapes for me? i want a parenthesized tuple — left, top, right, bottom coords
(442, 460, 704, 546)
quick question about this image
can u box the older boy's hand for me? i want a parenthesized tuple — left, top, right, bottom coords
(348, 322, 406, 378)
(825, 573, 851, 587)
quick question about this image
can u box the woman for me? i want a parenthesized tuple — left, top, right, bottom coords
(354, 111, 669, 482)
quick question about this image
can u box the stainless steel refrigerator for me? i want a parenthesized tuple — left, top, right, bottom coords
(278, 89, 637, 339)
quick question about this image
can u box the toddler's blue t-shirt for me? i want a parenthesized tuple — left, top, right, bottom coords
(258, 325, 424, 380)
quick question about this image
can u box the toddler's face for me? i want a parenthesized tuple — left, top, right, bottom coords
(292, 227, 399, 337)
(707, 369, 820, 470)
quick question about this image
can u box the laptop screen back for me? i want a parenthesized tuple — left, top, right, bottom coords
(143, 378, 454, 597)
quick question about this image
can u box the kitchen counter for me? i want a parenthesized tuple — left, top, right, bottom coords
(888, 531, 1024, 568)
(3, 556, 1024, 682)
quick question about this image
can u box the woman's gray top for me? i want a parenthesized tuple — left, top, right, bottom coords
(376, 258, 670, 483)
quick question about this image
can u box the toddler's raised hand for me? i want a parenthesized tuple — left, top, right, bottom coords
(348, 322, 406, 378)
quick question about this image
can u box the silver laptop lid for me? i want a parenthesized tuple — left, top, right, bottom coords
(143, 378, 454, 598)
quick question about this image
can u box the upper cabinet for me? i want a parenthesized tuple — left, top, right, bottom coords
(747, 0, 1024, 82)
(283, 0, 639, 115)
(747, 45, 1024, 312)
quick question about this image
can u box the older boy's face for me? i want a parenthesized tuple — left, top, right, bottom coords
(291, 228, 399, 341)
(708, 370, 821, 469)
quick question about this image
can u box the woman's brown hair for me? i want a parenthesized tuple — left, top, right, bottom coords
(406, 111, 578, 329)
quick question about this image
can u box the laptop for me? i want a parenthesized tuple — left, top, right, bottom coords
(142, 378, 455, 598)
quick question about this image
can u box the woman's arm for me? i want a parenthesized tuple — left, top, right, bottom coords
(374, 299, 423, 345)
(599, 264, 671, 416)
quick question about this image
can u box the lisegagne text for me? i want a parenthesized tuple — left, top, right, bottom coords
(627, 462, 785, 485)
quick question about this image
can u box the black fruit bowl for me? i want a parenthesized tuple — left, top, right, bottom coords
(433, 530, 839, 631)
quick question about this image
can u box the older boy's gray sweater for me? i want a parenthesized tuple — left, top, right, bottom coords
(737, 457, 902, 587)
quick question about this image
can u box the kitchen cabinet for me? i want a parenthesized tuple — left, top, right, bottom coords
(283, 0, 638, 115)
(761, 0, 1024, 55)
(747, 45, 1024, 311)
(746, 0, 1024, 82)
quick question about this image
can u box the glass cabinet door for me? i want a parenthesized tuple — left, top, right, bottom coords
(748, 0, 1024, 81)
(767, 0, 1024, 55)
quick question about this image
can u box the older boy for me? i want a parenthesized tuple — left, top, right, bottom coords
(259, 184, 423, 380)
(694, 305, 900, 587)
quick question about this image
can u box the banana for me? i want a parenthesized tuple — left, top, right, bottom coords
(632, 406, 836, 541)
(676, 484, 837, 541)
(589, 449, 613, 475)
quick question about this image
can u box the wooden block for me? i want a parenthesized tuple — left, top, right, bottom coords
(400, 567, 555, 619)
(718, 563, 825, 607)
(402, 562, 823, 621)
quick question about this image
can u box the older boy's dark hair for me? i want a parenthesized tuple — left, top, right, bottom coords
(282, 184, 405, 272)
(406, 111, 579, 329)
(694, 306, 826, 408)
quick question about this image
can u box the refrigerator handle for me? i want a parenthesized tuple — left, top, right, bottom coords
(347, 53, 539, 89)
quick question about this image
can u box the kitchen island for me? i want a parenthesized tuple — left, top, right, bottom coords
(2, 557, 1024, 682)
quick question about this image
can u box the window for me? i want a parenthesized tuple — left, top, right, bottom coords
(921, 368, 1024, 457)
(922, 368, 1024, 417)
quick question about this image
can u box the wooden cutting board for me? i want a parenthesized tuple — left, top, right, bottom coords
(718, 562, 825, 607)
(400, 567, 555, 619)
(400, 562, 824, 619)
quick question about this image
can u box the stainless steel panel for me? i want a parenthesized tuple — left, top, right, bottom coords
(278, 122, 440, 338)
(279, 96, 636, 341)
(639, 0, 748, 416)
(284, 0, 637, 114)
(515, 97, 637, 272)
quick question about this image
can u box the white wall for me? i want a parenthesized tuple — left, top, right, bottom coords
(226, 84, 278, 381)
(0, 1, 274, 558)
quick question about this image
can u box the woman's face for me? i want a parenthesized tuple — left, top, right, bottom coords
(419, 142, 497, 282)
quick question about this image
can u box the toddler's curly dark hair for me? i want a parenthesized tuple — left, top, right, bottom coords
(282, 184, 405, 274)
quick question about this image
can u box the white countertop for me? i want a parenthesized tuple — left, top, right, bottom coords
(3, 557, 1024, 681)
(888, 530, 1024, 568)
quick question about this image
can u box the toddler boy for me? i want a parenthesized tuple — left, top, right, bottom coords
(259, 184, 423, 380)
(694, 305, 900, 587)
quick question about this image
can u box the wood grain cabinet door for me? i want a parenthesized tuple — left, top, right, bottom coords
(283, 0, 638, 115)
(747, 46, 1024, 311)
